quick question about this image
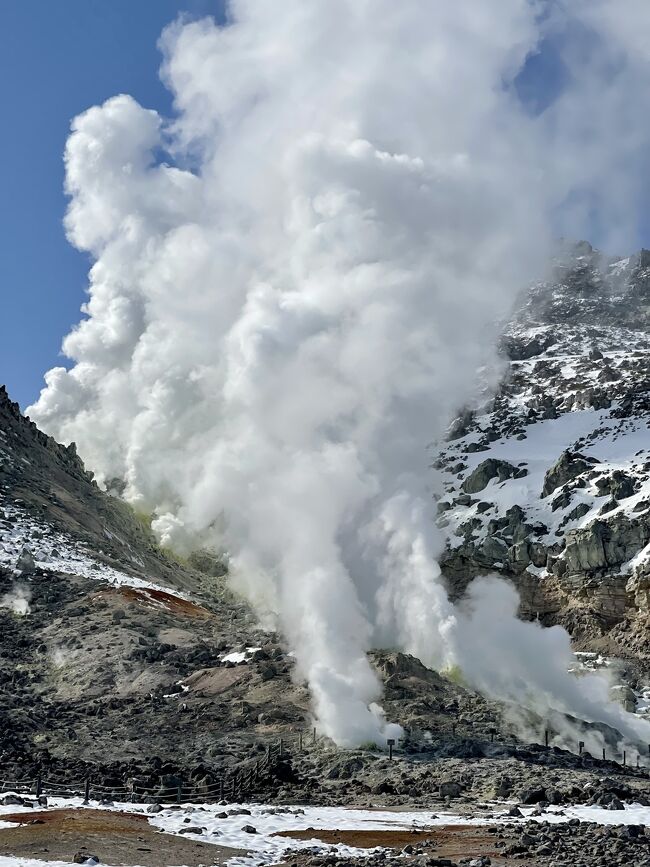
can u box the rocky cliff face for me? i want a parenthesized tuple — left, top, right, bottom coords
(437, 243, 650, 660)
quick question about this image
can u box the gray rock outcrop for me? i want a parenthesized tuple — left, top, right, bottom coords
(564, 513, 650, 573)
(542, 450, 598, 498)
(462, 459, 523, 494)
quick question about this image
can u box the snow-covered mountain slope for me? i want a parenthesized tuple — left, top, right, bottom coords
(437, 243, 650, 659)
(0, 384, 212, 595)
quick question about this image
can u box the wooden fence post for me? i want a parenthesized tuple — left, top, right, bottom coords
(84, 778, 90, 804)
(176, 783, 182, 804)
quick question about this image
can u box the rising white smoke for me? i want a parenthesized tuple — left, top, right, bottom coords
(29, 0, 650, 746)
(1, 584, 31, 616)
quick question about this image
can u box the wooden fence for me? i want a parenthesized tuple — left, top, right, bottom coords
(0, 730, 313, 805)
(1, 721, 648, 804)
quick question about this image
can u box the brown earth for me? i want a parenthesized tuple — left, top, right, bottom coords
(0, 808, 244, 867)
(274, 825, 506, 862)
(93, 586, 214, 619)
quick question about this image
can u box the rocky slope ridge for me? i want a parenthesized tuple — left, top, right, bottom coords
(0, 384, 507, 791)
(2, 242, 650, 799)
(437, 243, 650, 670)
(0, 383, 313, 782)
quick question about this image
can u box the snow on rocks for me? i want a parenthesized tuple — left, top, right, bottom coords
(436, 307, 650, 631)
(221, 647, 263, 665)
(0, 500, 188, 600)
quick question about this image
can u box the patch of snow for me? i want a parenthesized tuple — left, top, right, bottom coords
(221, 647, 262, 664)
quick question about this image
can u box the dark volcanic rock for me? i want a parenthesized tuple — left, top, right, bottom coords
(542, 450, 598, 498)
(462, 459, 522, 494)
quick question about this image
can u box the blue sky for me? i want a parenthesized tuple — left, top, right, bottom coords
(0, 1, 223, 409)
(1, 3, 648, 410)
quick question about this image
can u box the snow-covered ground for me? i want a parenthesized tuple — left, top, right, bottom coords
(3, 796, 650, 867)
(0, 500, 188, 600)
(0, 860, 84, 867)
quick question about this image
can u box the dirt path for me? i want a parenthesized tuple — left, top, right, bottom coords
(0, 808, 245, 867)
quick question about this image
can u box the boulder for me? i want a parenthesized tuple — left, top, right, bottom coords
(500, 332, 556, 360)
(508, 540, 531, 573)
(519, 786, 547, 804)
(14, 547, 36, 575)
(564, 502, 591, 522)
(542, 450, 598, 498)
(1, 794, 25, 806)
(564, 513, 650, 572)
(462, 459, 521, 494)
(627, 566, 650, 612)
(479, 536, 509, 564)
(529, 542, 548, 568)
(595, 470, 636, 500)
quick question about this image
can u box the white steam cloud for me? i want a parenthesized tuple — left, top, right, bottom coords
(29, 1, 650, 746)
(1, 584, 31, 617)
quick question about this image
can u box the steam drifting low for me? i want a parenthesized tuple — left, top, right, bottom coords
(30, 0, 650, 745)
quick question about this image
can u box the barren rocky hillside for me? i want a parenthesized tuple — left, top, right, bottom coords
(2, 241, 650, 800)
(0, 384, 505, 794)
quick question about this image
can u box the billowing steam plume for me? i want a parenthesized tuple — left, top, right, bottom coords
(30, 1, 650, 745)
